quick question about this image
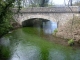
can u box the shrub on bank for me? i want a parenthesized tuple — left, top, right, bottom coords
(0, 21, 12, 37)
(68, 39, 74, 46)
(53, 28, 58, 36)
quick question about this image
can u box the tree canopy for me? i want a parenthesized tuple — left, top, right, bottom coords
(0, 0, 16, 37)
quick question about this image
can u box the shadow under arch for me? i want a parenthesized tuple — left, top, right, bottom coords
(22, 18, 49, 27)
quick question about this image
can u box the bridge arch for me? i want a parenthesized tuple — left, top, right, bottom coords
(15, 14, 57, 25)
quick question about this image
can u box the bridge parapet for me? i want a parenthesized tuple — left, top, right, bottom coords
(13, 6, 80, 13)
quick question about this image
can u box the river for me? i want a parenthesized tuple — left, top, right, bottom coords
(0, 20, 80, 60)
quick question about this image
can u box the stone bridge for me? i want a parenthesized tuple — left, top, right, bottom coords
(13, 6, 80, 26)
(13, 6, 80, 38)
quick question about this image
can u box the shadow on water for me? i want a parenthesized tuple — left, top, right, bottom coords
(0, 18, 80, 60)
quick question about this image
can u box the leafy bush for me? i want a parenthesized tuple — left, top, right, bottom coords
(0, 18, 13, 37)
(53, 29, 58, 36)
(68, 39, 74, 46)
(0, 1, 14, 37)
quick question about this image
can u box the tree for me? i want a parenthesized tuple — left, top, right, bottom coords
(73, 1, 80, 6)
(40, 0, 49, 7)
(70, 0, 72, 6)
(0, 0, 22, 37)
(28, 0, 49, 7)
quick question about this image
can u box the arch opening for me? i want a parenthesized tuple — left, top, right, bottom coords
(22, 18, 57, 34)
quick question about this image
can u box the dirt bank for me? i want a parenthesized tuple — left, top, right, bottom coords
(56, 15, 80, 46)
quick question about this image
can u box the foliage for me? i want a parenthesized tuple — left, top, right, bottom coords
(68, 39, 74, 46)
(0, 0, 22, 37)
(53, 28, 58, 36)
(27, 0, 49, 7)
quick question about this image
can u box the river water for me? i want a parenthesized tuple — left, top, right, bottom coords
(0, 20, 80, 60)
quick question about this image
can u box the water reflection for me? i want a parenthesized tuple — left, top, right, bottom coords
(0, 37, 10, 47)
(10, 42, 41, 60)
(43, 21, 57, 34)
(71, 50, 80, 60)
(49, 49, 66, 60)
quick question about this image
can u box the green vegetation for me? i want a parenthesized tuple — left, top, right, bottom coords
(0, 1, 12, 37)
(0, 11, 13, 37)
(0, 0, 21, 37)
(53, 28, 58, 36)
(68, 39, 74, 46)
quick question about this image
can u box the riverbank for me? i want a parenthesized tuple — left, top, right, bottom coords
(0, 21, 21, 38)
(23, 27, 80, 48)
(55, 16, 80, 47)
(0, 27, 80, 49)
(42, 34, 80, 49)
